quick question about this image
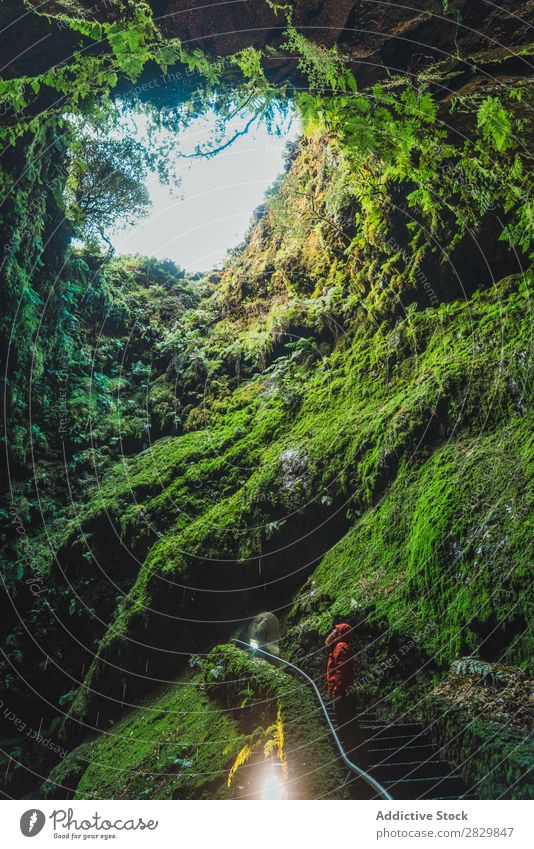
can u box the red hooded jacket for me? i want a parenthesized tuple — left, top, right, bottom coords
(326, 623, 354, 699)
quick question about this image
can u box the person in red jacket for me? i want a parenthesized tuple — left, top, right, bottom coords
(325, 623, 366, 765)
(326, 623, 354, 699)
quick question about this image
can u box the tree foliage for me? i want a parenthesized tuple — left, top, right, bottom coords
(65, 132, 151, 245)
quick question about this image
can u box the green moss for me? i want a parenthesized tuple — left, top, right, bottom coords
(46, 674, 243, 800)
(291, 416, 533, 669)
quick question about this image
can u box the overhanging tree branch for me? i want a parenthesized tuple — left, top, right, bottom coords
(177, 108, 264, 159)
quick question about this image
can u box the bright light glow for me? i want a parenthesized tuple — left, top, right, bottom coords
(109, 107, 299, 272)
(261, 763, 286, 800)
(249, 639, 259, 650)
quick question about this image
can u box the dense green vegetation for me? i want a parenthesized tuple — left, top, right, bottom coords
(1, 0, 532, 800)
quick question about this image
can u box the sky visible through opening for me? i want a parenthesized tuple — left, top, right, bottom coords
(109, 107, 299, 272)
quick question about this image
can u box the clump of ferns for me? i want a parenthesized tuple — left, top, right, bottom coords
(450, 657, 506, 687)
(227, 705, 288, 787)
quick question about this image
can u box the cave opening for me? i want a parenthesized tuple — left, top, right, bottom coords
(105, 101, 299, 269)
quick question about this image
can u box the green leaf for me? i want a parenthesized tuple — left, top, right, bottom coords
(477, 96, 512, 152)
